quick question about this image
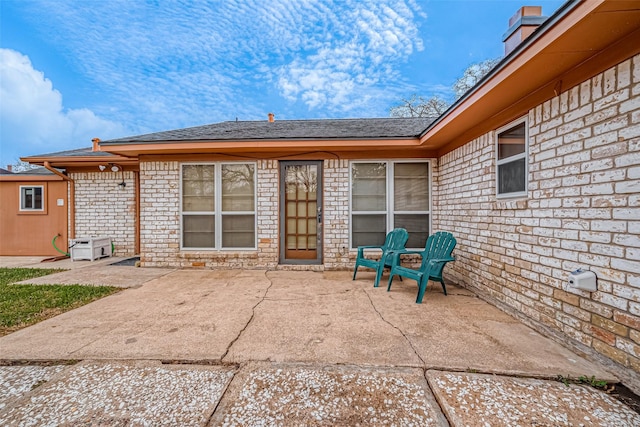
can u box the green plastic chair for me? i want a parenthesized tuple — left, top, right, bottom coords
(352, 228, 409, 287)
(387, 231, 456, 303)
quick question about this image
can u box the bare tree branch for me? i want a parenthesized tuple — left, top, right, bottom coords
(452, 58, 501, 99)
(389, 95, 449, 118)
(390, 57, 500, 119)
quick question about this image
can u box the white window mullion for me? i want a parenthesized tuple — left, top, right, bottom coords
(387, 161, 393, 234)
(215, 165, 222, 250)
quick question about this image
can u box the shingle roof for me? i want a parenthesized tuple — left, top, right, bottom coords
(101, 117, 435, 144)
(24, 147, 118, 158)
(0, 168, 13, 175)
(12, 166, 57, 176)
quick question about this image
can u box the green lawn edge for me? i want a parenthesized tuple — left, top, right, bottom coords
(0, 267, 120, 336)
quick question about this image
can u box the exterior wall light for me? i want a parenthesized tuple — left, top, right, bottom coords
(98, 163, 126, 189)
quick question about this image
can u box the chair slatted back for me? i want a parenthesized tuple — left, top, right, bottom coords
(420, 231, 457, 274)
(381, 228, 409, 264)
(387, 228, 409, 250)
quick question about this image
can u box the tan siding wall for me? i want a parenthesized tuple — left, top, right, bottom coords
(0, 180, 68, 256)
(434, 53, 640, 389)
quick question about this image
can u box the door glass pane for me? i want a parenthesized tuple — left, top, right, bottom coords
(182, 165, 214, 212)
(352, 163, 386, 211)
(297, 219, 307, 234)
(286, 165, 318, 195)
(284, 164, 319, 255)
(183, 215, 215, 248)
(287, 202, 296, 216)
(308, 237, 317, 249)
(394, 163, 429, 211)
(394, 214, 429, 248)
(222, 164, 255, 211)
(222, 214, 255, 248)
(352, 214, 386, 247)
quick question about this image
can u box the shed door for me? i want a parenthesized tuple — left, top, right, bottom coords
(280, 161, 322, 264)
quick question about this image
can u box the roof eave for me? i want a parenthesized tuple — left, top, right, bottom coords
(0, 174, 64, 182)
(420, 0, 640, 154)
(98, 137, 426, 156)
(21, 154, 140, 168)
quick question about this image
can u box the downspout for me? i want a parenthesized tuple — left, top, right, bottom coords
(43, 161, 75, 239)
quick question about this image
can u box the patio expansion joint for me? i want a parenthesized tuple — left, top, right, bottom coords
(220, 271, 274, 362)
(363, 289, 426, 368)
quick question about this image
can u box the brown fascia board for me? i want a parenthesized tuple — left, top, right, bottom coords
(21, 155, 139, 168)
(420, 0, 640, 155)
(97, 137, 426, 156)
(0, 174, 64, 182)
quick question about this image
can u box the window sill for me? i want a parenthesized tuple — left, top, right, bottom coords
(18, 210, 48, 215)
(179, 248, 258, 254)
(492, 199, 529, 210)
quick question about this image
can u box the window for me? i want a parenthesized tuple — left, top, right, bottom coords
(181, 163, 256, 249)
(350, 161, 430, 249)
(496, 119, 528, 198)
(20, 186, 43, 211)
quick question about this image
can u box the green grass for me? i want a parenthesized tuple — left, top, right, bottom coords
(0, 267, 120, 336)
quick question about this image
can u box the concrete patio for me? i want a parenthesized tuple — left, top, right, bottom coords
(0, 258, 638, 425)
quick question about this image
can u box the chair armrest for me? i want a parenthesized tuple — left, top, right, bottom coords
(389, 250, 423, 266)
(394, 250, 423, 256)
(427, 257, 455, 264)
(431, 257, 456, 262)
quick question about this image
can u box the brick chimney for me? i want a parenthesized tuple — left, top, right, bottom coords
(92, 137, 101, 151)
(502, 6, 546, 56)
(6, 165, 12, 172)
(268, 113, 275, 123)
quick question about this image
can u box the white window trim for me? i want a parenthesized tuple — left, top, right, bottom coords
(19, 185, 44, 211)
(495, 117, 529, 199)
(349, 160, 432, 250)
(180, 162, 257, 251)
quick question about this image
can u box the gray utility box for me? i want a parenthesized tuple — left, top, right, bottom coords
(69, 237, 112, 261)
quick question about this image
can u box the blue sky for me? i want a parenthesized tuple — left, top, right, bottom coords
(0, 0, 564, 167)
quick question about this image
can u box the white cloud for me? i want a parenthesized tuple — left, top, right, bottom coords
(0, 49, 127, 165)
(10, 0, 426, 126)
(274, 0, 425, 112)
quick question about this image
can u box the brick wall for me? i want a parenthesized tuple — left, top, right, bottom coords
(323, 159, 350, 269)
(435, 54, 640, 389)
(139, 161, 180, 267)
(71, 171, 136, 256)
(139, 160, 280, 268)
(255, 160, 279, 268)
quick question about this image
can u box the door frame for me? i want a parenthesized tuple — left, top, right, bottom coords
(279, 160, 323, 265)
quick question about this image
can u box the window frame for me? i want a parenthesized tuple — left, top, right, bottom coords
(349, 160, 432, 250)
(179, 162, 257, 251)
(495, 117, 529, 199)
(19, 185, 44, 211)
